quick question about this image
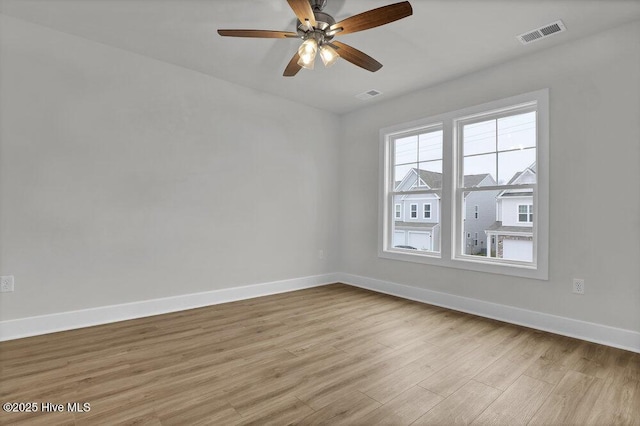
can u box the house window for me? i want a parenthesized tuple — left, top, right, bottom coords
(410, 204, 418, 219)
(386, 126, 443, 253)
(380, 89, 549, 279)
(395, 204, 402, 219)
(518, 204, 533, 223)
(423, 203, 431, 219)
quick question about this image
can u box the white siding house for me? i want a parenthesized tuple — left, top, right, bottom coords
(486, 164, 536, 261)
(462, 174, 499, 255)
(393, 169, 442, 252)
(393, 169, 497, 253)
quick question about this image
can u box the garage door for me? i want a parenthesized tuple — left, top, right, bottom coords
(393, 231, 406, 247)
(408, 232, 430, 251)
(503, 239, 533, 262)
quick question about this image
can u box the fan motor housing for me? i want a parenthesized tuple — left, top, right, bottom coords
(296, 11, 336, 41)
(309, 0, 328, 11)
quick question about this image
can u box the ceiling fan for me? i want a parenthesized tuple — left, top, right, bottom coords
(217, 0, 413, 76)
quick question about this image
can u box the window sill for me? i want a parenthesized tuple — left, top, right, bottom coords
(379, 249, 548, 280)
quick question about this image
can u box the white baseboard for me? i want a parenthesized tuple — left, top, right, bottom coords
(336, 272, 640, 354)
(0, 273, 339, 342)
(3, 271, 638, 353)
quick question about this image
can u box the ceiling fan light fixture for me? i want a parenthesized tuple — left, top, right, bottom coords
(218, 0, 414, 77)
(297, 38, 318, 69)
(319, 44, 339, 67)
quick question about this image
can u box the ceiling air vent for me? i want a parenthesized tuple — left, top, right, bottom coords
(356, 89, 382, 101)
(517, 20, 566, 45)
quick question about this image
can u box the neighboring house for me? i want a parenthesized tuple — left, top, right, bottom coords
(393, 169, 497, 253)
(393, 169, 442, 252)
(462, 174, 499, 255)
(485, 163, 536, 261)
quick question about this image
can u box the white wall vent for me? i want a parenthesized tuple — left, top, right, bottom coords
(356, 89, 382, 100)
(517, 20, 566, 45)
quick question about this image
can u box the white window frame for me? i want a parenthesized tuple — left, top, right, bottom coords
(409, 203, 418, 219)
(379, 89, 549, 280)
(395, 203, 402, 220)
(518, 204, 533, 223)
(423, 203, 432, 219)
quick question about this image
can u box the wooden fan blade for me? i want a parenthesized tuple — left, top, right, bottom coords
(283, 52, 303, 77)
(330, 41, 382, 72)
(217, 29, 298, 38)
(330, 1, 412, 36)
(287, 0, 317, 28)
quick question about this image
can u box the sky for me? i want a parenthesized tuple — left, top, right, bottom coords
(394, 111, 536, 186)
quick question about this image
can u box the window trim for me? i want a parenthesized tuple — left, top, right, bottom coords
(423, 203, 432, 219)
(518, 204, 533, 223)
(395, 203, 402, 220)
(409, 203, 418, 219)
(378, 89, 549, 280)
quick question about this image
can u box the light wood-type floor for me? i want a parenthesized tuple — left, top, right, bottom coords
(1, 284, 639, 425)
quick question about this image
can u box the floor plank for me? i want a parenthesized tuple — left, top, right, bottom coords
(471, 374, 554, 425)
(412, 380, 502, 425)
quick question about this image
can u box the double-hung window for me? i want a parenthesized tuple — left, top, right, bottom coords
(379, 90, 548, 279)
(518, 205, 533, 223)
(410, 204, 418, 219)
(423, 204, 432, 219)
(395, 204, 402, 220)
(386, 125, 443, 254)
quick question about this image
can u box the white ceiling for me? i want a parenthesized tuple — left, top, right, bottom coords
(2, 0, 640, 114)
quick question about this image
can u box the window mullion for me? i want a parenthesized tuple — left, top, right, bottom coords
(441, 119, 454, 260)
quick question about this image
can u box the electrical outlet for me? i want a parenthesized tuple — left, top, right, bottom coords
(572, 278, 585, 295)
(1, 275, 15, 293)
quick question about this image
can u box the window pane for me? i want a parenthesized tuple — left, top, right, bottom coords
(463, 119, 496, 156)
(462, 189, 500, 256)
(394, 164, 414, 189)
(463, 153, 496, 183)
(498, 111, 536, 152)
(395, 135, 417, 165)
(419, 130, 443, 162)
(423, 204, 431, 218)
(417, 161, 443, 189)
(517, 204, 533, 223)
(462, 190, 534, 261)
(391, 193, 440, 253)
(498, 148, 536, 184)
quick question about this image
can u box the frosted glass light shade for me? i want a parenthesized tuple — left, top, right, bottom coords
(297, 39, 318, 69)
(319, 44, 339, 67)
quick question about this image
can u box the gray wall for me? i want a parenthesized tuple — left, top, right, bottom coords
(337, 21, 640, 332)
(0, 15, 340, 320)
(2, 13, 639, 336)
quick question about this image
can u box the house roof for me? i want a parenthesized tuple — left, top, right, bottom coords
(463, 173, 493, 188)
(506, 162, 536, 185)
(394, 221, 440, 231)
(485, 221, 533, 235)
(499, 162, 536, 197)
(399, 169, 493, 191)
(416, 169, 442, 189)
